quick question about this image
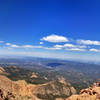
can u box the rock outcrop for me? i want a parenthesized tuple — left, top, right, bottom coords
(0, 75, 40, 100)
(65, 82, 100, 100)
(32, 80, 76, 100)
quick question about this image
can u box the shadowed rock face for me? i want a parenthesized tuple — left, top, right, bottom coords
(32, 80, 76, 100)
(0, 88, 15, 100)
(57, 82, 100, 100)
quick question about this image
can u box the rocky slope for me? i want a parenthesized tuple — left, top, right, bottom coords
(56, 82, 100, 100)
(0, 67, 8, 75)
(0, 75, 40, 100)
(1, 66, 100, 100)
(0, 67, 76, 100)
(32, 78, 76, 100)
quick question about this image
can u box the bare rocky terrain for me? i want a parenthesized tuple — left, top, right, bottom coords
(64, 82, 100, 100)
(0, 57, 100, 100)
(0, 67, 76, 100)
(1, 70, 100, 100)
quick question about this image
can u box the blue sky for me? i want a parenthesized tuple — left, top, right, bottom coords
(0, 0, 100, 62)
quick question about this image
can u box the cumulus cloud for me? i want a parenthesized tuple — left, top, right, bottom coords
(45, 47, 61, 50)
(11, 45, 19, 48)
(65, 48, 86, 51)
(54, 44, 64, 48)
(5, 43, 19, 48)
(77, 40, 100, 45)
(53, 43, 87, 52)
(78, 45, 87, 48)
(40, 42, 44, 44)
(54, 44, 75, 48)
(89, 48, 100, 52)
(22, 45, 33, 48)
(5, 43, 43, 49)
(54, 44, 87, 49)
(6, 43, 12, 45)
(64, 44, 75, 47)
(4, 37, 100, 53)
(22, 45, 42, 48)
(41, 34, 69, 43)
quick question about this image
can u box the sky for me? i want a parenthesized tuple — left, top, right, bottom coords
(0, 0, 100, 62)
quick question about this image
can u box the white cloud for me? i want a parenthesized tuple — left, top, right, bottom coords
(64, 44, 75, 47)
(5, 43, 20, 48)
(77, 40, 100, 45)
(78, 45, 87, 48)
(89, 48, 100, 52)
(54, 44, 75, 48)
(40, 42, 44, 44)
(5, 43, 19, 48)
(22, 45, 34, 48)
(54, 43, 87, 51)
(22, 45, 42, 48)
(45, 47, 62, 50)
(41, 34, 69, 43)
(54, 44, 87, 49)
(5, 43, 43, 49)
(65, 48, 86, 51)
(6, 43, 12, 45)
(11, 44, 19, 48)
(54, 44, 64, 48)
